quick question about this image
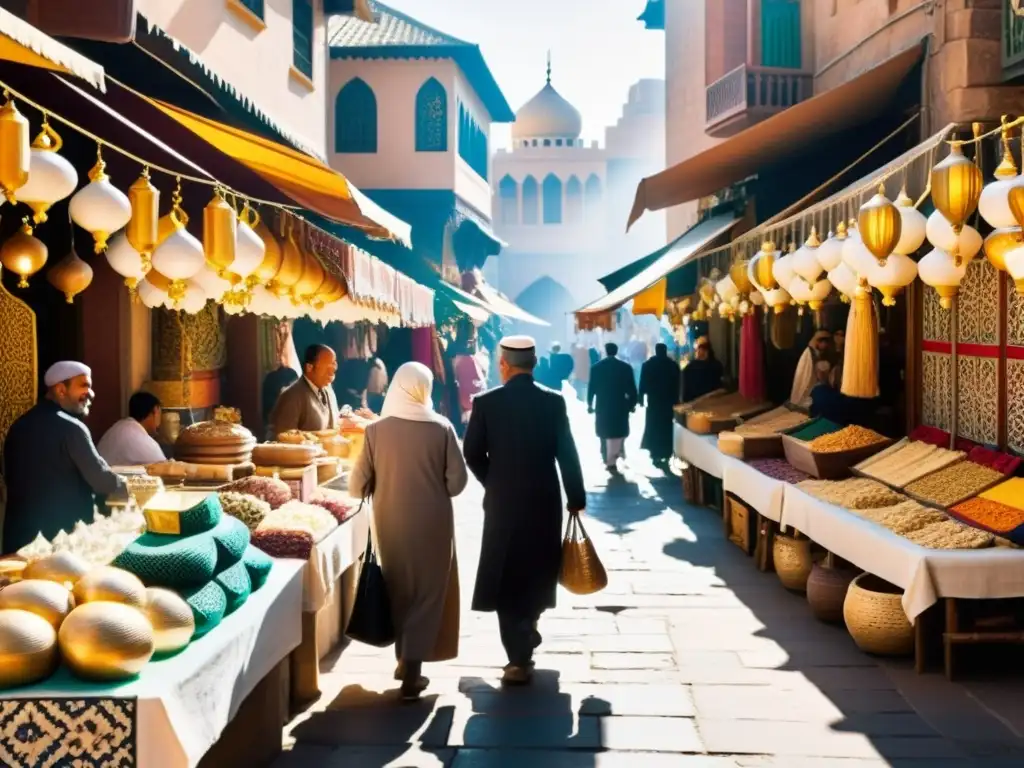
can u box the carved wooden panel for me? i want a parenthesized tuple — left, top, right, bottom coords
(1009, 280, 1024, 347)
(957, 355, 999, 446)
(923, 287, 950, 342)
(151, 303, 226, 381)
(922, 351, 953, 432)
(0, 270, 38, 493)
(1009, 359, 1024, 454)
(958, 260, 1000, 344)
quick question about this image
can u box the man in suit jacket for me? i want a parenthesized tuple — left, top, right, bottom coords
(588, 342, 638, 472)
(268, 344, 339, 439)
(463, 335, 586, 686)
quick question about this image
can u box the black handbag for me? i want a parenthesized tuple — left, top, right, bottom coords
(345, 526, 395, 647)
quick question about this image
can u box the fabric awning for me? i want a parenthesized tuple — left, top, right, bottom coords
(627, 41, 926, 230)
(0, 9, 104, 90)
(474, 281, 550, 326)
(577, 214, 737, 315)
(143, 97, 412, 246)
(453, 299, 491, 324)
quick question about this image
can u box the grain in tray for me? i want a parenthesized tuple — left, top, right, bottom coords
(903, 461, 1003, 507)
(856, 501, 946, 536)
(904, 519, 994, 550)
(859, 441, 964, 487)
(734, 407, 808, 436)
(807, 425, 887, 453)
(797, 478, 906, 509)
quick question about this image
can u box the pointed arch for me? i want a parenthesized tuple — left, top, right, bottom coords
(498, 175, 518, 225)
(522, 175, 539, 225)
(565, 175, 583, 223)
(335, 78, 377, 153)
(415, 77, 448, 152)
(584, 174, 602, 219)
(542, 173, 562, 225)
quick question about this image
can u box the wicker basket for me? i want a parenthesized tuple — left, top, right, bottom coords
(843, 573, 913, 656)
(773, 533, 813, 592)
(806, 562, 856, 624)
(681, 464, 698, 503)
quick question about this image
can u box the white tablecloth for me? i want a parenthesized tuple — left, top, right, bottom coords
(782, 487, 1024, 620)
(673, 424, 724, 478)
(0, 558, 305, 767)
(304, 509, 370, 612)
(720, 455, 786, 523)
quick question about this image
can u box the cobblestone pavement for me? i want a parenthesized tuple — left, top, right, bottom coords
(276, 394, 1024, 767)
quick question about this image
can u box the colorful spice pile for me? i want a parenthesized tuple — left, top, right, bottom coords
(218, 492, 270, 532)
(252, 529, 315, 560)
(967, 447, 1022, 476)
(950, 497, 1024, 536)
(808, 425, 888, 454)
(221, 476, 292, 509)
(788, 418, 842, 442)
(856, 501, 947, 536)
(797, 478, 906, 510)
(734, 407, 809, 436)
(980, 478, 1024, 510)
(747, 458, 810, 484)
(257, 501, 337, 542)
(309, 488, 361, 525)
(856, 441, 964, 487)
(904, 519, 994, 550)
(903, 462, 1003, 507)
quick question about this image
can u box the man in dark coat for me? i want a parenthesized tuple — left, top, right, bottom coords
(639, 343, 680, 467)
(587, 342, 638, 472)
(464, 335, 586, 686)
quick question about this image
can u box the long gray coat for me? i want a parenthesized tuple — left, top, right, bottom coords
(349, 416, 467, 661)
(463, 375, 586, 616)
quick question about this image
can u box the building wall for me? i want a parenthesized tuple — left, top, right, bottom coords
(454, 68, 496, 218)
(136, 0, 328, 157)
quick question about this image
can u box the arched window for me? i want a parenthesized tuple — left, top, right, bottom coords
(584, 174, 602, 219)
(498, 175, 518, 225)
(415, 78, 447, 152)
(565, 176, 583, 223)
(542, 174, 562, 224)
(522, 176, 539, 225)
(335, 78, 377, 153)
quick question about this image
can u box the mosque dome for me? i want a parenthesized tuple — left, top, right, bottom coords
(512, 59, 582, 142)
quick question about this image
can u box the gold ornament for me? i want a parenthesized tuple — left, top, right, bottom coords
(1008, 185, 1024, 232)
(0, 95, 30, 204)
(0, 219, 47, 288)
(143, 588, 195, 654)
(72, 566, 147, 609)
(729, 260, 753, 294)
(127, 167, 160, 269)
(858, 184, 902, 263)
(272, 218, 305, 298)
(203, 188, 237, 274)
(930, 143, 983, 234)
(756, 241, 778, 290)
(23, 551, 91, 586)
(983, 227, 1022, 272)
(293, 251, 326, 305)
(0, 609, 58, 688)
(47, 249, 94, 303)
(58, 601, 155, 681)
(0, 580, 75, 630)
(253, 220, 283, 286)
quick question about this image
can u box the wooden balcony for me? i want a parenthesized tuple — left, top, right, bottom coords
(1003, 1, 1024, 82)
(705, 63, 812, 138)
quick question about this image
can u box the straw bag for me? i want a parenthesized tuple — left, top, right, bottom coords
(558, 513, 608, 595)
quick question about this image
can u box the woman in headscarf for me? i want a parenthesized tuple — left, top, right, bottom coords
(681, 336, 724, 402)
(349, 362, 469, 701)
(790, 330, 833, 409)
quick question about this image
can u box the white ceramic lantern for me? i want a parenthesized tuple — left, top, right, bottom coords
(893, 189, 927, 255)
(815, 228, 845, 272)
(918, 247, 968, 309)
(827, 263, 858, 302)
(151, 208, 204, 304)
(136, 278, 169, 309)
(792, 229, 824, 283)
(19, 122, 77, 224)
(867, 252, 918, 306)
(68, 150, 131, 253)
(178, 282, 207, 315)
(788, 276, 832, 311)
(104, 233, 148, 291)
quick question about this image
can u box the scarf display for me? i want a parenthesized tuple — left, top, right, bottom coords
(739, 310, 766, 401)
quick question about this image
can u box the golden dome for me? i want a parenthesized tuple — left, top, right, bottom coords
(512, 65, 582, 142)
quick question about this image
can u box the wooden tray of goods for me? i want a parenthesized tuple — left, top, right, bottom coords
(684, 393, 773, 435)
(252, 441, 324, 468)
(898, 458, 1015, 511)
(851, 438, 966, 492)
(145, 459, 255, 486)
(717, 405, 814, 460)
(781, 422, 893, 480)
(673, 389, 728, 424)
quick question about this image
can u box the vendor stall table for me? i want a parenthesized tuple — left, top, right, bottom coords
(720, 455, 786, 523)
(0, 559, 304, 768)
(674, 423, 724, 478)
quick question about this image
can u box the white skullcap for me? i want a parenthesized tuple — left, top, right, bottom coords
(44, 361, 91, 387)
(500, 335, 536, 351)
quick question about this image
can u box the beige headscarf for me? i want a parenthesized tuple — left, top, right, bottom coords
(380, 362, 446, 424)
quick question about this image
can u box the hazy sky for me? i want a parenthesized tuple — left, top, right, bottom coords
(385, 0, 665, 147)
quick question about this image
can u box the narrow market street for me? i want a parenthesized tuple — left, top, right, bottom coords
(276, 397, 1024, 768)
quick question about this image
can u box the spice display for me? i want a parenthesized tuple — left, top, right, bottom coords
(808, 425, 887, 454)
(218, 491, 270, 532)
(309, 488, 360, 525)
(251, 528, 315, 560)
(904, 519, 994, 550)
(968, 447, 1022, 475)
(857, 441, 964, 487)
(904, 462, 1004, 507)
(856, 501, 947, 536)
(788, 418, 842, 442)
(980, 478, 1024, 511)
(734, 407, 809, 436)
(950, 497, 1024, 535)
(797, 478, 906, 510)
(221, 476, 292, 509)
(747, 458, 810, 484)
(257, 501, 338, 542)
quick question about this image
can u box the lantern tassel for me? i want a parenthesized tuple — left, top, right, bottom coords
(840, 289, 880, 398)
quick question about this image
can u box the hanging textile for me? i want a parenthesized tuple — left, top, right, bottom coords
(739, 309, 766, 401)
(411, 326, 433, 369)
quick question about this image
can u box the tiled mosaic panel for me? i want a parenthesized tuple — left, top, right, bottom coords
(1009, 276, 1024, 347)
(922, 351, 953, 432)
(1009, 359, 1024, 454)
(957, 355, 1000, 446)
(957, 259, 1001, 344)
(922, 285, 950, 342)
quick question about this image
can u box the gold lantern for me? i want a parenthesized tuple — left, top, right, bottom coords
(729, 260, 753, 294)
(930, 143, 983, 235)
(756, 241, 778, 290)
(0, 218, 48, 288)
(47, 249, 94, 303)
(127, 167, 160, 270)
(858, 184, 902, 264)
(293, 250, 326, 305)
(0, 95, 30, 204)
(272, 218, 305, 298)
(1008, 185, 1024, 233)
(203, 188, 237, 275)
(983, 227, 1022, 272)
(253, 220, 284, 287)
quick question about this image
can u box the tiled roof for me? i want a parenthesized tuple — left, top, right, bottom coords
(328, 2, 469, 50)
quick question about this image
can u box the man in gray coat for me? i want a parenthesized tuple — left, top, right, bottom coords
(463, 335, 586, 685)
(268, 344, 339, 439)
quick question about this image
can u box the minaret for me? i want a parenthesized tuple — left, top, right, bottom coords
(546, 50, 552, 85)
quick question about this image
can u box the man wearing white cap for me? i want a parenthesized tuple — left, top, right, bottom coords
(464, 335, 586, 685)
(2, 361, 125, 553)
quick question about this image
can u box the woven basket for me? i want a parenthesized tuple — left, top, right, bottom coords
(806, 562, 856, 624)
(843, 573, 913, 656)
(773, 533, 813, 592)
(681, 464, 698, 503)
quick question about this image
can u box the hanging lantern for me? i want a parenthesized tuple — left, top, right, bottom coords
(978, 132, 1023, 230)
(19, 119, 77, 223)
(178, 282, 207, 315)
(755, 241, 778, 290)
(815, 223, 846, 271)
(715, 274, 738, 305)
(918, 247, 968, 309)
(858, 184, 902, 263)
(893, 187, 927, 255)
(293, 251, 326, 305)
(126, 167, 159, 269)
(791, 227, 824, 283)
(68, 147, 132, 253)
(192, 263, 231, 303)
(866, 252, 918, 306)
(983, 227, 1021, 272)
(729, 260, 753, 294)
(47, 249, 94, 303)
(1004, 245, 1024, 295)
(930, 143, 983, 234)
(0, 218, 47, 287)
(271, 219, 305, 298)
(151, 184, 203, 305)
(253, 220, 283, 287)
(925, 211, 982, 266)
(761, 287, 791, 315)
(842, 235, 877, 281)
(203, 188, 237, 275)
(105, 233, 148, 293)
(771, 244, 797, 292)
(788, 276, 832, 311)
(0, 95, 30, 204)
(136, 277, 169, 309)
(828, 263, 858, 303)
(232, 203, 265, 285)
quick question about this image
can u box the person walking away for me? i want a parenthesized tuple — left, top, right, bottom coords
(588, 342, 638, 472)
(463, 336, 586, 686)
(639, 343, 680, 468)
(570, 340, 591, 401)
(548, 342, 574, 393)
(349, 362, 468, 701)
(681, 336, 724, 403)
(362, 357, 388, 414)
